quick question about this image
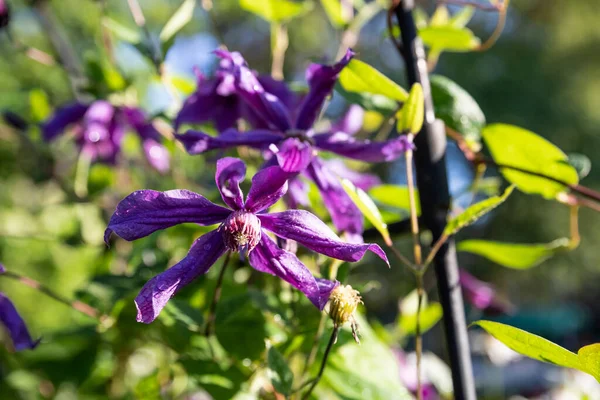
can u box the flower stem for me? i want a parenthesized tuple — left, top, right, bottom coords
(1, 271, 104, 320)
(270, 23, 288, 80)
(415, 272, 424, 400)
(477, 0, 510, 52)
(205, 251, 231, 337)
(301, 326, 339, 400)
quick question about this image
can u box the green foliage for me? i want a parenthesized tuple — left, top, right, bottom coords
(419, 26, 480, 52)
(338, 59, 408, 103)
(29, 89, 51, 123)
(396, 83, 424, 134)
(102, 17, 142, 44)
(341, 179, 391, 246)
(267, 346, 294, 396)
(457, 238, 571, 269)
(239, 0, 313, 23)
(483, 124, 579, 199)
(473, 321, 600, 382)
(320, 0, 350, 27)
(398, 290, 442, 337)
(444, 185, 514, 236)
(160, 0, 197, 43)
(369, 184, 421, 215)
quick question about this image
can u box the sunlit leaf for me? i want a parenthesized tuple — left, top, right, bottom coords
(398, 290, 442, 336)
(29, 89, 51, 123)
(396, 83, 424, 134)
(338, 59, 408, 102)
(159, 0, 196, 43)
(578, 344, 600, 382)
(342, 179, 391, 246)
(429, 5, 450, 26)
(457, 238, 570, 269)
(444, 185, 514, 236)
(267, 346, 293, 396)
(102, 17, 142, 44)
(368, 184, 421, 216)
(483, 124, 579, 199)
(335, 82, 398, 114)
(430, 74, 485, 151)
(240, 0, 313, 23)
(419, 26, 480, 52)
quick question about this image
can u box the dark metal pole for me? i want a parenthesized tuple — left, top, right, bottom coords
(393, 2, 476, 399)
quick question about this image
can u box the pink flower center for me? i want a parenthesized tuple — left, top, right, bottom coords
(220, 210, 261, 253)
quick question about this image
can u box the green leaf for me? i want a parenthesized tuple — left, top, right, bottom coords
(444, 185, 514, 236)
(472, 321, 584, 373)
(102, 17, 142, 44)
(396, 83, 424, 134)
(240, 0, 313, 23)
(267, 346, 293, 396)
(320, 0, 350, 27)
(341, 179, 391, 246)
(368, 184, 421, 216)
(159, 0, 196, 43)
(483, 124, 579, 199)
(578, 344, 600, 382)
(566, 153, 592, 179)
(430, 74, 485, 151)
(398, 291, 442, 336)
(429, 6, 450, 26)
(338, 59, 408, 102)
(29, 89, 51, 123)
(457, 238, 571, 269)
(334, 82, 398, 114)
(419, 26, 480, 52)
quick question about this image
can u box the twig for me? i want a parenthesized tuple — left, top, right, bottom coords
(335, 1, 382, 60)
(569, 204, 580, 249)
(476, 0, 510, 52)
(205, 252, 231, 337)
(423, 233, 449, 269)
(270, 23, 288, 80)
(390, 246, 416, 270)
(439, 0, 502, 12)
(415, 272, 424, 400)
(301, 327, 339, 400)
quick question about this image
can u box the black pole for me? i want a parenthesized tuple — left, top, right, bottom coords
(393, 2, 476, 399)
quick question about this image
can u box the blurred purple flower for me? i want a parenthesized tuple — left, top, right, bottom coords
(176, 50, 412, 241)
(42, 101, 170, 173)
(0, 264, 39, 351)
(395, 349, 440, 400)
(459, 269, 512, 314)
(0, 0, 9, 29)
(104, 157, 388, 323)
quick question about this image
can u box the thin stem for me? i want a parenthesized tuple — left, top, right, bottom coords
(569, 204, 581, 249)
(406, 135, 423, 267)
(335, 1, 382, 60)
(423, 233, 449, 269)
(205, 252, 231, 337)
(270, 23, 288, 80)
(301, 327, 339, 400)
(1, 271, 104, 320)
(415, 272, 424, 400)
(476, 0, 509, 52)
(468, 163, 487, 206)
(439, 0, 503, 12)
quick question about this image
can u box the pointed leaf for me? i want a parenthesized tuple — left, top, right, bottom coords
(419, 26, 480, 52)
(449, 6, 475, 27)
(102, 17, 142, 44)
(320, 0, 350, 27)
(396, 83, 424, 134)
(483, 124, 579, 199)
(159, 0, 196, 43)
(338, 59, 408, 102)
(457, 238, 570, 269)
(335, 82, 398, 114)
(444, 185, 514, 236)
(267, 346, 294, 396)
(341, 178, 391, 246)
(369, 184, 421, 216)
(240, 0, 313, 23)
(578, 344, 600, 382)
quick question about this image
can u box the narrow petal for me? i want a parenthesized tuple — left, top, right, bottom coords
(313, 132, 414, 162)
(215, 50, 292, 131)
(330, 105, 365, 135)
(285, 176, 310, 209)
(324, 159, 381, 190)
(176, 128, 283, 155)
(306, 157, 364, 237)
(248, 233, 336, 310)
(135, 230, 225, 323)
(0, 293, 40, 351)
(42, 102, 89, 141)
(271, 137, 314, 173)
(216, 157, 246, 210)
(142, 138, 170, 174)
(259, 210, 388, 265)
(105, 190, 231, 243)
(244, 165, 290, 213)
(459, 269, 512, 314)
(294, 49, 354, 130)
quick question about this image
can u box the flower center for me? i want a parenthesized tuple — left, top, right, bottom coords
(220, 210, 261, 254)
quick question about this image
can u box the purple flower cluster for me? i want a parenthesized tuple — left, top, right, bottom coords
(42, 101, 170, 173)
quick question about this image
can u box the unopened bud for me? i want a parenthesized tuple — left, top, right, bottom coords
(328, 284, 362, 343)
(220, 210, 261, 254)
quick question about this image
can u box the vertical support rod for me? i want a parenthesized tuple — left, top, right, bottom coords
(393, 2, 476, 399)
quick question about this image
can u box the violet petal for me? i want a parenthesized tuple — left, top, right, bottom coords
(42, 102, 89, 141)
(330, 104, 365, 135)
(272, 137, 314, 173)
(216, 157, 246, 210)
(142, 138, 170, 174)
(0, 292, 40, 351)
(313, 132, 414, 162)
(324, 159, 381, 191)
(176, 128, 283, 155)
(244, 165, 290, 213)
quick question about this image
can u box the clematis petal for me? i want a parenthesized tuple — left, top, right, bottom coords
(286, 176, 310, 209)
(324, 159, 381, 190)
(459, 269, 512, 314)
(215, 50, 292, 131)
(176, 128, 283, 155)
(244, 165, 290, 213)
(271, 137, 314, 173)
(259, 210, 388, 265)
(313, 132, 414, 162)
(294, 49, 354, 130)
(330, 105, 365, 135)
(248, 232, 337, 310)
(0, 292, 39, 351)
(142, 138, 170, 174)
(105, 190, 231, 243)
(216, 157, 246, 210)
(306, 157, 364, 238)
(42, 102, 89, 141)
(135, 230, 226, 323)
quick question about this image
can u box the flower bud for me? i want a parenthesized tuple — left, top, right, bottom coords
(0, 1, 10, 30)
(220, 210, 261, 254)
(328, 284, 362, 343)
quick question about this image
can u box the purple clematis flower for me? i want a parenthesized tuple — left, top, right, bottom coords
(0, 264, 40, 351)
(459, 269, 512, 314)
(42, 101, 170, 173)
(176, 49, 412, 241)
(104, 157, 388, 323)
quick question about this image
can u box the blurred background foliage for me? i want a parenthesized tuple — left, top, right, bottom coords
(1, 0, 600, 398)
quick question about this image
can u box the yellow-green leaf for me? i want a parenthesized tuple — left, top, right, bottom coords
(338, 59, 408, 102)
(419, 25, 480, 52)
(369, 184, 421, 216)
(578, 344, 600, 382)
(160, 0, 196, 43)
(320, 0, 350, 27)
(457, 238, 570, 269)
(102, 17, 142, 44)
(396, 83, 424, 134)
(444, 185, 514, 236)
(483, 124, 579, 199)
(240, 0, 312, 23)
(29, 89, 51, 123)
(341, 179, 391, 246)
